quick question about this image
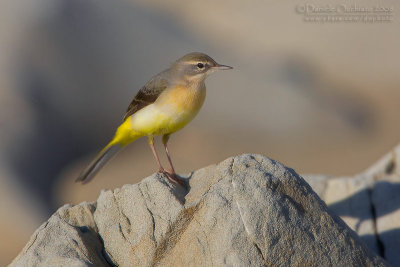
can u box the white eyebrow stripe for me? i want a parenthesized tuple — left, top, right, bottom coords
(184, 60, 207, 65)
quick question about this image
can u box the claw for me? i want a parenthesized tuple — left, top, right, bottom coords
(161, 170, 186, 187)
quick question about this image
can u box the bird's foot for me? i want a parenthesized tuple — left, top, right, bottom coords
(161, 170, 186, 187)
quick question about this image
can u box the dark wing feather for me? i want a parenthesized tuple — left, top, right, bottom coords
(123, 74, 169, 121)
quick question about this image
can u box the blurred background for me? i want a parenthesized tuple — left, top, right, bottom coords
(1, 0, 399, 264)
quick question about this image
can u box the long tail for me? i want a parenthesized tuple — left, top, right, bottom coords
(75, 142, 122, 184)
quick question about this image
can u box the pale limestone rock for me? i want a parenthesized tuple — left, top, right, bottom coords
(10, 203, 108, 267)
(304, 144, 400, 266)
(304, 174, 379, 254)
(369, 145, 400, 265)
(10, 154, 388, 267)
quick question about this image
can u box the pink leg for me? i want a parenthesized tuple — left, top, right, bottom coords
(148, 136, 164, 173)
(162, 134, 175, 175)
(162, 134, 185, 186)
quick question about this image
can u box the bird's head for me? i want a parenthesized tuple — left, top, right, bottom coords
(171, 52, 232, 83)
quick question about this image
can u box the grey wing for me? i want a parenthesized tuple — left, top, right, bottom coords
(123, 73, 169, 121)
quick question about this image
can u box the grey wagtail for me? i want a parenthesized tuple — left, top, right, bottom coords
(76, 52, 232, 186)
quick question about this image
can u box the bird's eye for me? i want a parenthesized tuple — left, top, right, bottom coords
(197, 63, 204, 69)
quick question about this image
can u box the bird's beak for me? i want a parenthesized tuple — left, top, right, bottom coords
(214, 64, 233, 70)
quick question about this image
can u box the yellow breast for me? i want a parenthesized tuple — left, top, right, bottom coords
(158, 84, 206, 113)
(130, 84, 206, 136)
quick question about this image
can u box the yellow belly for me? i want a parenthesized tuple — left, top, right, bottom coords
(129, 85, 206, 136)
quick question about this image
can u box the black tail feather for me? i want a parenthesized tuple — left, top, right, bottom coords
(75, 144, 121, 184)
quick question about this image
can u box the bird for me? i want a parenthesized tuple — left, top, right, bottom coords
(75, 52, 232, 186)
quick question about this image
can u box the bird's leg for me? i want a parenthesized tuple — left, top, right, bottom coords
(148, 136, 164, 173)
(162, 134, 185, 186)
(162, 134, 175, 175)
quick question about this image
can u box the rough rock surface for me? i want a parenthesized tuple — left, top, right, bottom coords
(304, 144, 400, 265)
(11, 154, 388, 266)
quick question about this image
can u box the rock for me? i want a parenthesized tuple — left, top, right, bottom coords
(303, 144, 400, 266)
(368, 145, 400, 265)
(10, 203, 108, 267)
(10, 154, 387, 266)
(303, 174, 379, 254)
